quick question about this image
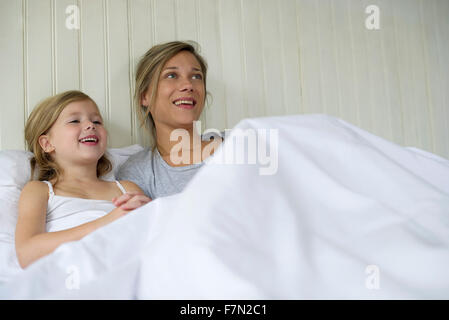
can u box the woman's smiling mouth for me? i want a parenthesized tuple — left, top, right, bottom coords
(172, 97, 196, 109)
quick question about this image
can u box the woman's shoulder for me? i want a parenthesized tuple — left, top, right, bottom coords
(122, 148, 153, 164)
(119, 148, 152, 169)
(116, 148, 154, 179)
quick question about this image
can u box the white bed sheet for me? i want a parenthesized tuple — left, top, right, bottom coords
(1, 114, 448, 299)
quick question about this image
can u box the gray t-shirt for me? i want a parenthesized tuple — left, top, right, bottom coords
(116, 147, 205, 199)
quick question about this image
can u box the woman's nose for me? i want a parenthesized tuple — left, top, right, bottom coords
(178, 77, 194, 92)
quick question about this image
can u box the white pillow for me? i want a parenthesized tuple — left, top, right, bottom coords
(0, 145, 144, 283)
(0, 150, 32, 240)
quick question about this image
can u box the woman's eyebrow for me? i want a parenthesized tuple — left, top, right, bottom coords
(163, 66, 202, 72)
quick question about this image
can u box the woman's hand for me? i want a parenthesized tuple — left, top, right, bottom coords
(112, 192, 152, 211)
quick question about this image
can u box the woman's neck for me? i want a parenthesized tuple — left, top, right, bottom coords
(154, 122, 208, 166)
(155, 123, 199, 156)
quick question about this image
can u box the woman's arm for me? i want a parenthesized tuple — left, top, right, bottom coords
(15, 181, 128, 269)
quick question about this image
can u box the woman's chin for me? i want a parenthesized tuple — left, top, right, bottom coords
(171, 115, 201, 128)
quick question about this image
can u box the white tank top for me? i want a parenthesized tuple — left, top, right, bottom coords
(43, 180, 127, 232)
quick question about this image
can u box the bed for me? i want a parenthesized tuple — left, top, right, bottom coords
(1, 114, 448, 299)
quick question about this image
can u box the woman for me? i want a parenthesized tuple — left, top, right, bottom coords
(116, 41, 222, 200)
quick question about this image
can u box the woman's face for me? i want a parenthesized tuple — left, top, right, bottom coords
(143, 51, 206, 131)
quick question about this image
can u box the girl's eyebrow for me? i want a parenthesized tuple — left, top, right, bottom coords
(65, 111, 102, 117)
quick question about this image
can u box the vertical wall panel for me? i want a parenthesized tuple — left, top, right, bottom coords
(393, 0, 432, 150)
(129, 0, 154, 146)
(437, 0, 449, 156)
(241, 0, 266, 119)
(218, 0, 246, 128)
(331, 0, 359, 127)
(279, 0, 302, 115)
(106, 0, 132, 147)
(26, 0, 53, 116)
(361, 0, 393, 143)
(430, 0, 449, 157)
(434, 0, 449, 158)
(0, 0, 24, 150)
(405, 0, 433, 151)
(347, 0, 372, 132)
(153, 0, 176, 43)
(197, 0, 227, 131)
(175, 0, 198, 42)
(55, 0, 80, 93)
(297, 0, 324, 114)
(377, 0, 405, 146)
(392, 0, 415, 148)
(316, 0, 340, 117)
(259, 0, 285, 116)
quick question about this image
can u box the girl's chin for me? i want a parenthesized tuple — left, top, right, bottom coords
(77, 148, 106, 159)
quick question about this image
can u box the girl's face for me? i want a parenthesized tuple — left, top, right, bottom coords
(142, 51, 206, 131)
(40, 99, 108, 166)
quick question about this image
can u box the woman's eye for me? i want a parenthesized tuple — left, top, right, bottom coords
(93, 121, 102, 125)
(166, 73, 176, 79)
(69, 120, 80, 123)
(192, 74, 203, 80)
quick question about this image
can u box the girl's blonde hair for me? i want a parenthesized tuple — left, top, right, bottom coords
(25, 90, 112, 184)
(134, 40, 209, 147)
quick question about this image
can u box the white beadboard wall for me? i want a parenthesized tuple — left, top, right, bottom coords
(1, 0, 448, 159)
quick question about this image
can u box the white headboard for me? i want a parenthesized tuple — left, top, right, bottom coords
(1, 0, 448, 160)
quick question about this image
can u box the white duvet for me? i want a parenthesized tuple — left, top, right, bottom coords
(1, 114, 449, 299)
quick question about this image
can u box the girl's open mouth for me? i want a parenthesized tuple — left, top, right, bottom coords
(79, 135, 99, 145)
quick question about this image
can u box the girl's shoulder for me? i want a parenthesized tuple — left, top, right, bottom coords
(22, 180, 50, 192)
(20, 180, 50, 200)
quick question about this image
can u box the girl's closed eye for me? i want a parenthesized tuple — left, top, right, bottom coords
(69, 119, 80, 124)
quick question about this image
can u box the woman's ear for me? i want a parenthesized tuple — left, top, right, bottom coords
(38, 135, 55, 153)
(141, 90, 150, 107)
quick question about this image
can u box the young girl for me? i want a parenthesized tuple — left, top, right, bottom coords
(15, 90, 151, 269)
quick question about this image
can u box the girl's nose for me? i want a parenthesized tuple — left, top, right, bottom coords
(85, 121, 96, 130)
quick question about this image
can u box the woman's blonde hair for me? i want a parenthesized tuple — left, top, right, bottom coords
(25, 90, 112, 184)
(134, 40, 209, 147)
